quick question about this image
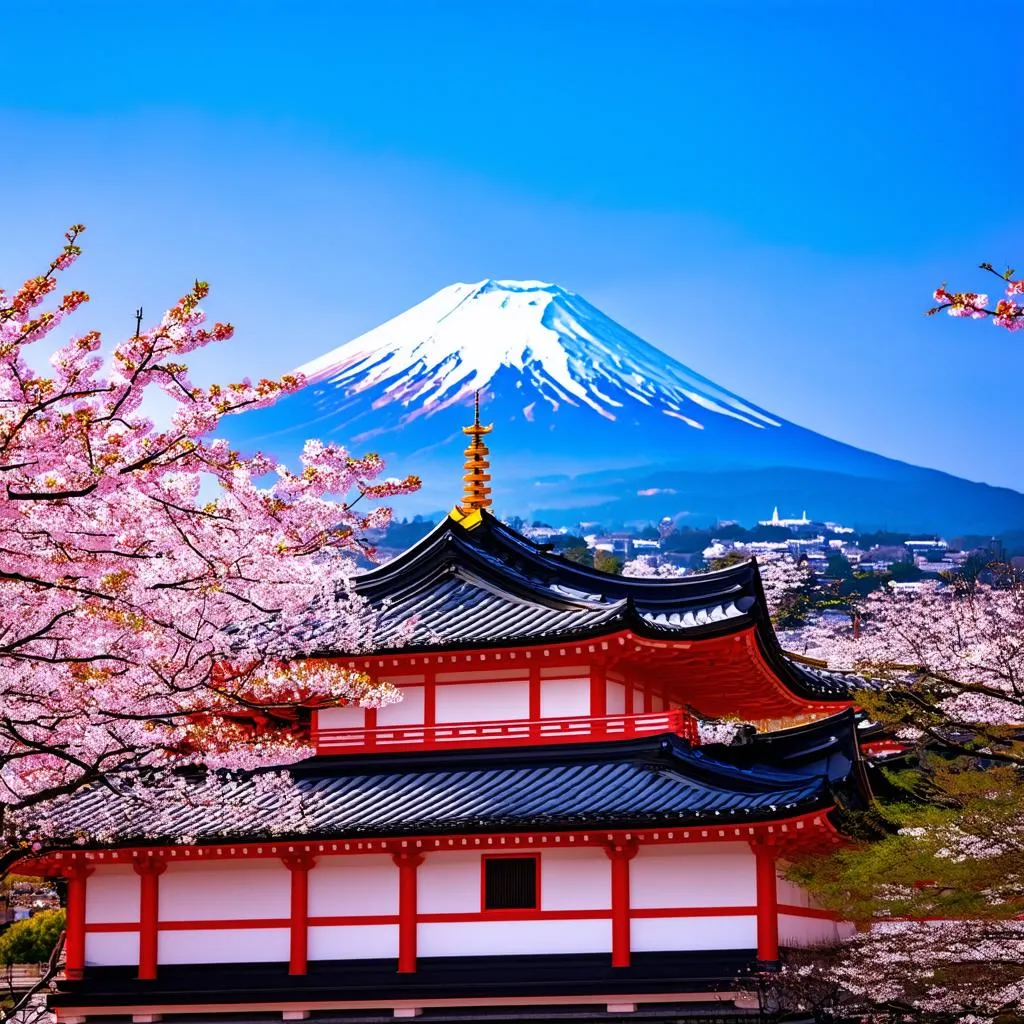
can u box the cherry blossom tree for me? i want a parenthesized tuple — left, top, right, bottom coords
(0, 227, 419, 873)
(621, 554, 686, 578)
(930, 263, 1024, 330)
(774, 574, 1024, 1022)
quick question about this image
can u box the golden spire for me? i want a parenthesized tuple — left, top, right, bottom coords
(450, 391, 493, 525)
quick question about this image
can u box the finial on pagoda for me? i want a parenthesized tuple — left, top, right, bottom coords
(450, 391, 493, 525)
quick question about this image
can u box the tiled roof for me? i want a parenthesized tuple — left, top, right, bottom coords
(46, 712, 862, 847)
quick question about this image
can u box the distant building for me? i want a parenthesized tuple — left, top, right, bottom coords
(758, 506, 811, 529)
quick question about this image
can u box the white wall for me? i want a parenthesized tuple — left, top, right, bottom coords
(632, 843, 756, 909)
(308, 924, 397, 960)
(540, 677, 589, 718)
(377, 685, 424, 726)
(418, 852, 480, 914)
(85, 931, 139, 967)
(419, 919, 610, 957)
(158, 928, 290, 964)
(778, 913, 843, 948)
(540, 849, 609, 911)
(85, 865, 139, 924)
(309, 855, 397, 916)
(631, 915, 757, 952)
(606, 679, 626, 715)
(435, 681, 529, 723)
(161, 860, 290, 921)
(317, 705, 366, 730)
(776, 869, 812, 907)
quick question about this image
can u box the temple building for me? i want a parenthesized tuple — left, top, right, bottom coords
(34, 400, 872, 1023)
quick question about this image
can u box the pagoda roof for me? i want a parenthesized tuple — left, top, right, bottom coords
(290, 511, 862, 704)
(42, 711, 864, 849)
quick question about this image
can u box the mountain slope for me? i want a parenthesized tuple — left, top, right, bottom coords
(226, 279, 1024, 534)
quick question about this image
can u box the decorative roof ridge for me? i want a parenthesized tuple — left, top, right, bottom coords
(354, 527, 629, 614)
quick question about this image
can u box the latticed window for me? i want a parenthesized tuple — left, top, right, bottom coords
(483, 856, 538, 910)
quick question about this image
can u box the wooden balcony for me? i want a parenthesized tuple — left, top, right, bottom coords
(315, 708, 698, 755)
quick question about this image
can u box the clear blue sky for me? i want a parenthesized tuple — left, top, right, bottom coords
(3, 1, 1021, 489)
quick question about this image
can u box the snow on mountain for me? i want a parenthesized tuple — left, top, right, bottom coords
(225, 279, 1024, 534)
(300, 280, 779, 431)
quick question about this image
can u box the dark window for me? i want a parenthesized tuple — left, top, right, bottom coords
(483, 856, 537, 910)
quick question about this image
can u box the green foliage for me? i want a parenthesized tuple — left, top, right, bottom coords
(708, 550, 747, 570)
(825, 552, 854, 581)
(593, 550, 622, 574)
(0, 909, 65, 965)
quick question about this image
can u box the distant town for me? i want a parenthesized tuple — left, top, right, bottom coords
(374, 505, 1022, 592)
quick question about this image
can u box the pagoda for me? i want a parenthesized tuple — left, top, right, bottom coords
(34, 398, 872, 1024)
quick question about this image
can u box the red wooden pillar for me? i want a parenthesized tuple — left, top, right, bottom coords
(63, 864, 93, 980)
(283, 855, 316, 975)
(751, 842, 780, 964)
(392, 850, 424, 973)
(604, 841, 638, 968)
(590, 662, 607, 737)
(133, 857, 166, 981)
(528, 663, 541, 723)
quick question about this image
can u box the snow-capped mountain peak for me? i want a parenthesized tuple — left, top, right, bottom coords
(299, 279, 781, 430)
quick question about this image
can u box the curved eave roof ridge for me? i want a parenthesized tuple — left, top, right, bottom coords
(360, 539, 629, 614)
(485, 514, 761, 597)
(746, 707, 858, 747)
(353, 514, 762, 619)
(658, 734, 836, 796)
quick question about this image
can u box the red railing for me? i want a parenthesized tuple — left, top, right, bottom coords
(316, 709, 698, 754)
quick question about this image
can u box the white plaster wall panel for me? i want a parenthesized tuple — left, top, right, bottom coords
(161, 860, 290, 921)
(418, 919, 611, 957)
(606, 680, 626, 714)
(317, 705, 366, 730)
(776, 871, 812, 908)
(417, 852, 481, 914)
(158, 928, 289, 964)
(633, 688, 645, 713)
(652, 693, 666, 711)
(308, 924, 398, 961)
(631, 844, 756, 909)
(377, 686, 424, 726)
(308, 856, 398, 916)
(779, 913, 841, 947)
(540, 850, 610, 911)
(85, 931, 139, 967)
(85, 865, 140, 924)
(436, 669, 528, 683)
(632, 914, 757, 951)
(540, 678, 590, 718)
(435, 681, 529, 723)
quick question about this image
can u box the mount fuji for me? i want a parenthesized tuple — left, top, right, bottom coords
(227, 280, 1024, 534)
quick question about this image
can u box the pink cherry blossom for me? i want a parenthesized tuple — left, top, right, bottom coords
(0, 227, 419, 865)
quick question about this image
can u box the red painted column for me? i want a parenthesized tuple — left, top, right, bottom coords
(752, 842, 780, 964)
(604, 841, 638, 968)
(392, 850, 424, 973)
(283, 855, 316, 975)
(133, 857, 167, 981)
(590, 662, 607, 737)
(423, 668, 437, 732)
(528, 664, 541, 724)
(63, 864, 93, 980)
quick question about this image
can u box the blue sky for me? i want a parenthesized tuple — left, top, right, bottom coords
(3, 1, 1022, 490)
